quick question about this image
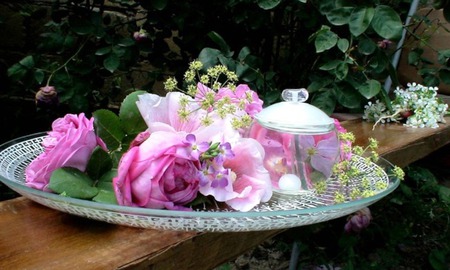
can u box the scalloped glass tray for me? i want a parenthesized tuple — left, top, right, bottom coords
(0, 133, 400, 232)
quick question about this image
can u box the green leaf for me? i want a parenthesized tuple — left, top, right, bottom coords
(257, 0, 282, 10)
(103, 53, 120, 73)
(237, 47, 251, 61)
(357, 79, 381, 99)
(34, 69, 45, 84)
(335, 85, 363, 109)
(326, 7, 354, 26)
(98, 169, 118, 186)
(93, 109, 125, 151)
(68, 16, 94, 35)
(311, 90, 336, 115)
(151, 0, 168, 10)
(7, 63, 28, 80)
(314, 27, 338, 53)
(93, 169, 118, 204)
(49, 167, 98, 199)
(357, 37, 377, 55)
(439, 69, 450, 84)
(408, 49, 423, 66)
(95, 47, 112, 56)
(86, 146, 113, 180)
(438, 185, 450, 204)
(428, 249, 448, 270)
(118, 37, 135, 47)
(371, 5, 403, 40)
(19, 55, 35, 68)
(119, 90, 148, 135)
(337, 38, 349, 53)
(319, 60, 341, 71)
(198, 47, 222, 70)
(349, 7, 374, 37)
(92, 189, 118, 204)
(334, 62, 348, 80)
(207, 31, 232, 57)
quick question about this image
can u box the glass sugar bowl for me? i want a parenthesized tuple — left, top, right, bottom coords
(248, 88, 340, 196)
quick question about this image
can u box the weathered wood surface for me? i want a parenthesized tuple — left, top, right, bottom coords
(1, 117, 450, 270)
(344, 117, 450, 167)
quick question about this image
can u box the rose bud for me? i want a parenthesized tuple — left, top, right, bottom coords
(35, 85, 59, 107)
(133, 29, 148, 41)
(344, 207, 372, 233)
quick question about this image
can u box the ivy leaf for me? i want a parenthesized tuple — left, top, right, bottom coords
(311, 90, 336, 115)
(95, 47, 112, 56)
(93, 109, 125, 151)
(257, 0, 282, 10)
(151, 0, 168, 10)
(68, 16, 94, 35)
(358, 37, 377, 55)
(119, 90, 148, 135)
(207, 31, 232, 57)
(103, 53, 120, 73)
(314, 27, 338, 53)
(371, 5, 403, 41)
(198, 47, 221, 70)
(326, 7, 354, 26)
(349, 7, 374, 37)
(335, 85, 363, 109)
(334, 61, 348, 81)
(358, 79, 381, 99)
(48, 167, 98, 199)
(319, 60, 341, 71)
(439, 69, 450, 84)
(438, 186, 450, 204)
(34, 69, 45, 84)
(86, 146, 113, 181)
(117, 37, 135, 47)
(337, 38, 349, 53)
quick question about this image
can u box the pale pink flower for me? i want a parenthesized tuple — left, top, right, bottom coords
(199, 138, 272, 211)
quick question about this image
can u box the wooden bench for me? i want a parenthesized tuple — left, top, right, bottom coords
(1, 117, 450, 270)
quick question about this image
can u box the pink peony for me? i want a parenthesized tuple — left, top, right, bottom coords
(113, 131, 201, 210)
(25, 113, 106, 191)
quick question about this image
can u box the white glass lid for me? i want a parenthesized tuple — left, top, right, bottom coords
(254, 88, 335, 134)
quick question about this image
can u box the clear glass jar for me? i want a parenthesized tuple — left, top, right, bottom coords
(248, 89, 340, 195)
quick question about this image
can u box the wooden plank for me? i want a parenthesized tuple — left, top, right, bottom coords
(343, 116, 450, 167)
(0, 116, 449, 270)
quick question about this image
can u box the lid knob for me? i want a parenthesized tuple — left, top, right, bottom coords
(281, 88, 309, 103)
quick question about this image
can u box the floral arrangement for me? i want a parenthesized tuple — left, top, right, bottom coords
(363, 83, 449, 129)
(24, 61, 404, 212)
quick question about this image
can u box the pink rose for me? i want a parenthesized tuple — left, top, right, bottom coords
(25, 113, 106, 191)
(113, 131, 201, 210)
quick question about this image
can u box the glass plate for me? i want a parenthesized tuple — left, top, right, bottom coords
(0, 133, 400, 232)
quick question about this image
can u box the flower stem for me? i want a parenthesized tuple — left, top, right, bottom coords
(45, 38, 88, 86)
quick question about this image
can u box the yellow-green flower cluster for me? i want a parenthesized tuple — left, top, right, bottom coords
(327, 133, 405, 204)
(163, 60, 253, 129)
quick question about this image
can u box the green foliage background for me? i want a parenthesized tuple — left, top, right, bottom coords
(2, 0, 450, 144)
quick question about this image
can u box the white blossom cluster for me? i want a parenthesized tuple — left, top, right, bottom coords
(362, 100, 394, 124)
(363, 83, 448, 128)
